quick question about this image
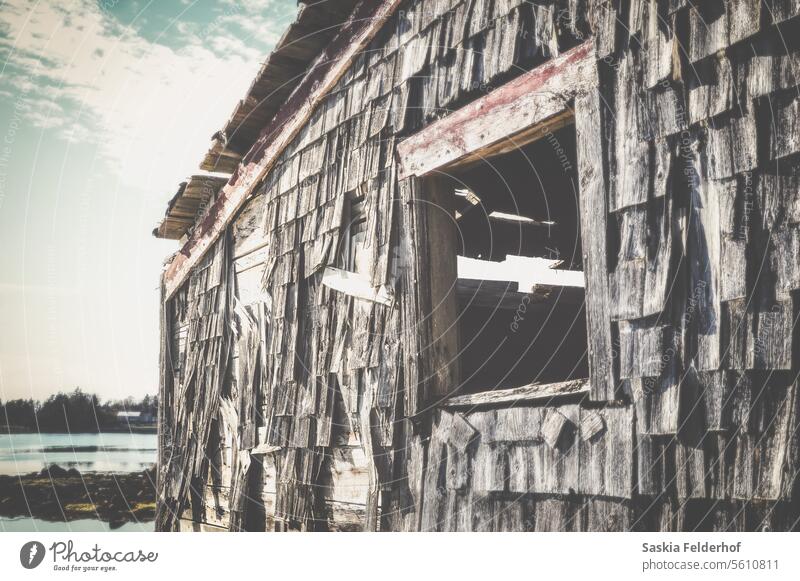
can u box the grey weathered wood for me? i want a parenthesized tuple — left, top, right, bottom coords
(770, 93, 800, 160)
(471, 443, 508, 493)
(491, 407, 545, 443)
(156, 0, 800, 533)
(643, 191, 675, 317)
(700, 370, 731, 431)
(636, 433, 668, 497)
(644, 0, 674, 89)
(706, 112, 758, 179)
(688, 54, 734, 123)
(321, 267, 393, 305)
(728, 0, 761, 44)
(610, 259, 646, 320)
(618, 320, 669, 380)
(533, 497, 580, 532)
(421, 175, 461, 404)
(584, 498, 631, 531)
(578, 406, 633, 497)
(576, 90, 615, 401)
(541, 408, 571, 449)
(444, 378, 589, 408)
(689, 1, 729, 63)
(612, 53, 649, 212)
(675, 438, 707, 500)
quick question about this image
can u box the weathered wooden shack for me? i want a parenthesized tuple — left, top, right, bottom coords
(154, 0, 800, 532)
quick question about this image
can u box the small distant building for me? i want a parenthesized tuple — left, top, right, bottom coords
(116, 411, 156, 427)
(116, 411, 141, 420)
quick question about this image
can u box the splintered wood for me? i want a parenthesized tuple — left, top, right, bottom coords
(157, 0, 800, 532)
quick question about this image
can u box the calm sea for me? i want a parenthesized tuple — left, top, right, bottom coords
(0, 432, 156, 475)
(0, 432, 157, 532)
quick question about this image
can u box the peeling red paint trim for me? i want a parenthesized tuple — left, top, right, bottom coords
(396, 41, 595, 179)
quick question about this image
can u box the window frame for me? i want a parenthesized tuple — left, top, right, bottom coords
(395, 41, 615, 404)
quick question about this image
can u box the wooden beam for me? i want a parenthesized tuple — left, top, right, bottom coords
(321, 267, 393, 306)
(443, 378, 590, 408)
(163, 0, 403, 299)
(456, 279, 584, 309)
(396, 41, 596, 179)
(424, 176, 461, 404)
(575, 87, 615, 401)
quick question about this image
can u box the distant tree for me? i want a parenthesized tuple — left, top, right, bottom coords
(35, 388, 105, 433)
(1, 390, 156, 433)
(0, 398, 38, 432)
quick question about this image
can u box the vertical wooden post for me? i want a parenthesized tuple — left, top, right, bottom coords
(398, 175, 461, 415)
(423, 175, 462, 405)
(575, 89, 616, 401)
(155, 277, 174, 530)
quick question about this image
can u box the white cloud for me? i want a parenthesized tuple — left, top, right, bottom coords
(0, 0, 294, 196)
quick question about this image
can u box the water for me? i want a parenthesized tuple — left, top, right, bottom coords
(0, 433, 157, 532)
(0, 516, 152, 532)
(0, 433, 157, 476)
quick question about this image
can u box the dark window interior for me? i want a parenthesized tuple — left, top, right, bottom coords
(453, 126, 582, 267)
(449, 124, 589, 392)
(341, 192, 368, 273)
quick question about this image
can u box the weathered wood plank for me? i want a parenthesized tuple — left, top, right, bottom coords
(422, 176, 461, 404)
(321, 267, 393, 305)
(578, 405, 633, 497)
(443, 378, 590, 408)
(576, 87, 615, 401)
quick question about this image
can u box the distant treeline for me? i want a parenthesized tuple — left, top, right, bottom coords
(0, 388, 158, 433)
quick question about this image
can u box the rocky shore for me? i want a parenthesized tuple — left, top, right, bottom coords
(0, 465, 156, 528)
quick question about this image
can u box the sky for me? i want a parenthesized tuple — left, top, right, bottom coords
(0, 0, 296, 402)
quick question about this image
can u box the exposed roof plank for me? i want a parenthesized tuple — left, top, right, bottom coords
(164, 0, 403, 298)
(199, 0, 361, 173)
(153, 175, 228, 240)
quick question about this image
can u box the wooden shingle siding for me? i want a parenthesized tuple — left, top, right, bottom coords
(158, 0, 800, 531)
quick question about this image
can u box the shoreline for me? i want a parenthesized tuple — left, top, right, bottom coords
(0, 465, 156, 528)
(1, 427, 157, 435)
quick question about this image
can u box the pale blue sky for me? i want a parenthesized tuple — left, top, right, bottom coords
(0, 0, 295, 401)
